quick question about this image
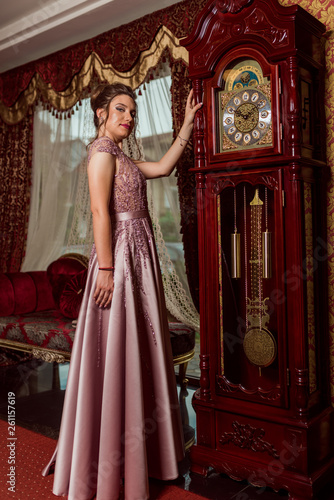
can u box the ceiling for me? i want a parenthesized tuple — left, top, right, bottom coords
(0, 0, 182, 74)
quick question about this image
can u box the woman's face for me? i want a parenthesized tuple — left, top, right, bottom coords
(98, 94, 136, 144)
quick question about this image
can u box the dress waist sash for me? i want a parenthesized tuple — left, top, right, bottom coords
(112, 209, 149, 222)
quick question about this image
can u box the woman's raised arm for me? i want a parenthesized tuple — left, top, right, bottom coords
(134, 89, 202, 179)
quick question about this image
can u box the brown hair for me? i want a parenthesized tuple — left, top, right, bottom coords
(90, 82, 139, 151)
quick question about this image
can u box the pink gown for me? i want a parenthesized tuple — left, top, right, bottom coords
(42, 136, 184, 500)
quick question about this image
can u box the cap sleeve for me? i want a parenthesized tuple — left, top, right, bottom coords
(88, 137, 119, 163)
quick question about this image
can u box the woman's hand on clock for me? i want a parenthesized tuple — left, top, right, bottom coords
(183, 89, 203, 129)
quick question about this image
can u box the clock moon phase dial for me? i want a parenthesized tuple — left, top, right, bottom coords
(222, 88, 271, 148)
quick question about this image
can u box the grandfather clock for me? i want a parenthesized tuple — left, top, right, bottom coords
(181, 0, 334, 498)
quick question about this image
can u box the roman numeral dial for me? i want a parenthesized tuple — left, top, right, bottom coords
(222, 88, 272, 148)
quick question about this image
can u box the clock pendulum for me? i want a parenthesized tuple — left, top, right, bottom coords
(243, 187, 276, 375)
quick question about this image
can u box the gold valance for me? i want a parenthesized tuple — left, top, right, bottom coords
(0, 26, 188, 125)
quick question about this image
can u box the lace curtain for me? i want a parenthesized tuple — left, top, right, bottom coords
(21, 101, 91, 271)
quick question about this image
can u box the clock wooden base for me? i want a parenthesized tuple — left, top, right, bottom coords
(190, 394, 334, 499)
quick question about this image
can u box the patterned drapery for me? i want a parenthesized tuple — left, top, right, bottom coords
(0, 112, 33, 272)
(0, 0, 206, 124)
(0, 27, 189, 125)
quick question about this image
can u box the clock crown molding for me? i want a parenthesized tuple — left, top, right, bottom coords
(216, 0, 254, 15)
(181, 0, 326, 76)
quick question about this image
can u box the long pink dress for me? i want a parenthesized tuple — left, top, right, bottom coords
(42, 136, 184, 500)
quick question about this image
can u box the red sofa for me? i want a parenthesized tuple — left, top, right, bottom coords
(0, 255, 88, 363)
(0, 255, 195, 384)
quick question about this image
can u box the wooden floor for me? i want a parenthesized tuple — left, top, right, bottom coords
(0, 355, 334, 499)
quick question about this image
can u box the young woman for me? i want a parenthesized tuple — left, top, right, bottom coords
(42, 82, 202, 500)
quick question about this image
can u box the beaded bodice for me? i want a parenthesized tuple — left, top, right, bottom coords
(88, 136, 147, 213)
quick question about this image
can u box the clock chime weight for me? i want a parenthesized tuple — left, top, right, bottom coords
(231, 188, 241, 279)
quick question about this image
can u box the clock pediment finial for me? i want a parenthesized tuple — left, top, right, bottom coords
(216, 0, 254, 14)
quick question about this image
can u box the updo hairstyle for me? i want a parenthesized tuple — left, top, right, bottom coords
(90, 82, 137, 141)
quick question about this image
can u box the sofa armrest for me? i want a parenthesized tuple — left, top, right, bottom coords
(0, 272, 55, 316)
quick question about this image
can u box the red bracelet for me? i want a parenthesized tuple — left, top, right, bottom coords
(99, 267, 114, 271)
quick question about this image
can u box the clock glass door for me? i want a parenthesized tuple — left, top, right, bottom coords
(216, 174, 286, 407)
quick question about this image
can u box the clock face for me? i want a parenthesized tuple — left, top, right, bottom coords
(222, 88, 272, 148)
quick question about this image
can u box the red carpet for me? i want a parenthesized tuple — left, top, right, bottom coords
(0, 419, 205, 499)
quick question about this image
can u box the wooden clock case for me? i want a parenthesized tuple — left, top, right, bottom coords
(181, 0, 333, 498)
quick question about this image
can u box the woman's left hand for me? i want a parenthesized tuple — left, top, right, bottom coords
(183, 89, 203, 129)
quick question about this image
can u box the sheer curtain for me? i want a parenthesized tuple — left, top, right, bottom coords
(137, 75, 190, 292)
(21, 102, 92, 271)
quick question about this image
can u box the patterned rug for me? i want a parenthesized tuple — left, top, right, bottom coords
(0, 419, 205, 499)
